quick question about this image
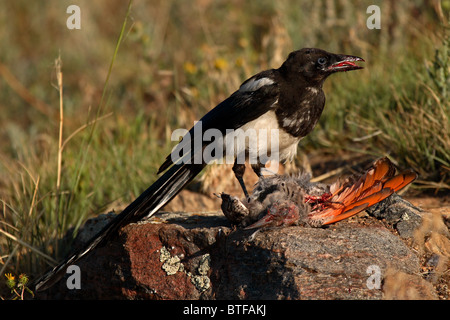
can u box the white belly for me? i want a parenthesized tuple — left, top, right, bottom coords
(223, 110, 301, 165)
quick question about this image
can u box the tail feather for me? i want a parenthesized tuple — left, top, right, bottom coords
(308, 158, 417, 226)
(34, 162, 205, 292)
(323, 203, 369, 224)
(383, 169, 417, 190)
(322, 188, 393, 225)
(343, 157, 393, 204)
(361, 157, 394, 191)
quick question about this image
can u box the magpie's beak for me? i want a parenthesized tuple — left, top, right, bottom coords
(328, 54, 364, 72)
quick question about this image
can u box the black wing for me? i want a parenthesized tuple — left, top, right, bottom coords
(158, 70, 280, 173)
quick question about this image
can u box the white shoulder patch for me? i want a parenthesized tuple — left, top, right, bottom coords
(306, 87, 319, 94)
(239, 77, 275, 93)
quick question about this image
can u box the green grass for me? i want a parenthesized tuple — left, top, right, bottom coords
(0, 0, 449, 292)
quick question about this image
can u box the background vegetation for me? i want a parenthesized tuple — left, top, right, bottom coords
(0, 0, 449, 292)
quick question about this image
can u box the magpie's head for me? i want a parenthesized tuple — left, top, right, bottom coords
(280, 48, 364, 85)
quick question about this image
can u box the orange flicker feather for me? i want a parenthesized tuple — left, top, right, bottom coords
(308, 157, 417, 225)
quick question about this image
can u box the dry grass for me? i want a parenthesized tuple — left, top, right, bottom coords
(383, 269, 439, 299)
(383, 207, 450, 299)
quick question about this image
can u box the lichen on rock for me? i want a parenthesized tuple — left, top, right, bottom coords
(190, 254, 211, 292)
(159, 246, 184, 275)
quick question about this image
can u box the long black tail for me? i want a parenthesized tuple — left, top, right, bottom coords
(34, 162, 206, 292)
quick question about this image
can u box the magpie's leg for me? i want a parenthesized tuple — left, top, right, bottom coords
(251, 160, 265, 178)
(232, 160, 249, 199)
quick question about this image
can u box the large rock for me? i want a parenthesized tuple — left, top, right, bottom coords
(37, 211, 425, 300)
(213, 221, 420, 299)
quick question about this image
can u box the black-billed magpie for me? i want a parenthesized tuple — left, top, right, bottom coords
(34, 48, 364, 291)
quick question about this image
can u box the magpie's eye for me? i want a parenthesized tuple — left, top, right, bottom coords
(317, 57, 327, 65)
